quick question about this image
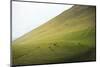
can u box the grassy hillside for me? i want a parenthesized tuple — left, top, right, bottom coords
(12, 5, 96, 65)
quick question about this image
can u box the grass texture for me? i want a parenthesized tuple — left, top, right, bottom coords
(12, 5, 96, 65)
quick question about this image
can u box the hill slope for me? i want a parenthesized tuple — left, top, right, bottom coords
(12, 5, 96, 65)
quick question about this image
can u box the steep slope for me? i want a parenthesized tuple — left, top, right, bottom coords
(12, 5, 96, 65)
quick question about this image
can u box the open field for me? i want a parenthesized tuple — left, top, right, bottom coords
(12, 5, 96, 65)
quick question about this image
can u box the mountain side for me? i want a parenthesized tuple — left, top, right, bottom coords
(12, 5, 96, 65)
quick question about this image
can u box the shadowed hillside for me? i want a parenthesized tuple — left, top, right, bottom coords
(12, 5, 96, 65)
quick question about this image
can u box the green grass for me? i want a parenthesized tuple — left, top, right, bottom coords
(12, 5, 96, 65)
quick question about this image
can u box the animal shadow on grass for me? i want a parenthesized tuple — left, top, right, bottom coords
(37, 46, 40, 48)
(52, 42, 59, 47)
(77, 42, 86, 48)
(48, 42, 59, 53)
(48, 46, 54, 52)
